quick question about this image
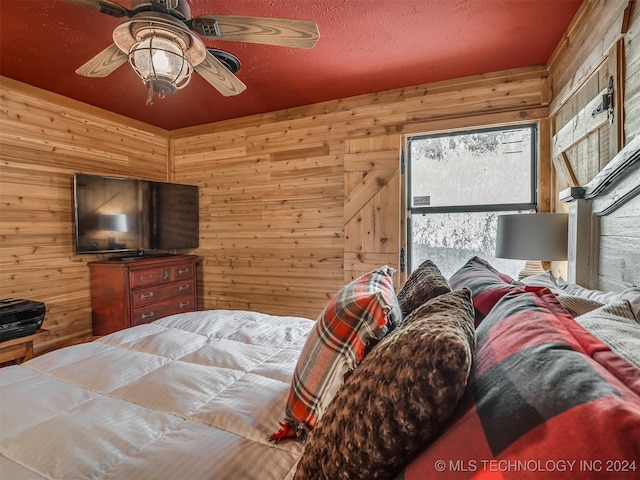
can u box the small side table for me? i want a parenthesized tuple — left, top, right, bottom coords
(0, 329, 48, 366)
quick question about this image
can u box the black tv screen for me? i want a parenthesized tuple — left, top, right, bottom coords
(73, 173, 198, 255)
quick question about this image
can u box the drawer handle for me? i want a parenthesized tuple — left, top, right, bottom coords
(139, 274, 154, 281)
(141, 311, 155, 320)
(140, 292, 154, 300)
(178, 268, 190, 275)
(179, 301, 190, 308)
(163, 270, 170, 280)
(179, 284, 190, 292)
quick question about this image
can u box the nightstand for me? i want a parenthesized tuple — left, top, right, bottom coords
(0, 329, 48, 366)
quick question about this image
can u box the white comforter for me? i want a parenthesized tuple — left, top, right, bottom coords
(0, 310, 314, 480)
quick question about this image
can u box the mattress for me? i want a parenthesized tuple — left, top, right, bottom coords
(0, 310, 314, 480)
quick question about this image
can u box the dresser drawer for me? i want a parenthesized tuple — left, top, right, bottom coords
(172, 263, 194, 281)
(129, 263, 194, 288)
(132, 295, 195, 326)
(131, 280, 195, 307)
(129, 267, 169, 287)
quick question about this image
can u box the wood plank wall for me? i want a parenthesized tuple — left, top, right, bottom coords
(546, 0, 638, 284)
(1, 0, 637, 353)
(624, 1, 640, 141)
(547, 0, 632, 195)
(0, 78, 169, 353)
(172, 66, 549, 321)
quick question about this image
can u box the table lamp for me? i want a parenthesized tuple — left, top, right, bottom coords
(495, 212, 568, 279)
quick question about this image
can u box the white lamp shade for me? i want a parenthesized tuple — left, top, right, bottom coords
(495, 213, 568, 261)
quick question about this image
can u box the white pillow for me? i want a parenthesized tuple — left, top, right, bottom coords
(575, 300, 640, 369)
(521, 273, 605, 317)
(556, 294, 604, 317)
(556, 279, 640, 320)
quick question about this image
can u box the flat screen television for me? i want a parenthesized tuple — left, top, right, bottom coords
(73, 173, 199, 256)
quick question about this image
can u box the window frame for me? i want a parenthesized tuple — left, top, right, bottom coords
(406, 123, 538, 273)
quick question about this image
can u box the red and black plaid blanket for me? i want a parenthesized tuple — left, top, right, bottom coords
(397, 257, 640, 479)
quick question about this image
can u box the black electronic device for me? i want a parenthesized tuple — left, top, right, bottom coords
(73, 173, 199, 256)
(0, 299, 46, 342)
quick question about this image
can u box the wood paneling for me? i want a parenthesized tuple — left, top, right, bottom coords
(2, 0, 639, 353)
(548, 0, 631, 115)
(547, 0, 636, 280)
(172, 67, 548, 322)
(549, 1, 635, 184)
(344, 134, 401, 285)
(624, 1, 640, 142)
(171, 117, 345, 320)
(599, 206, 640, 290)
(0, 78, 169, 354)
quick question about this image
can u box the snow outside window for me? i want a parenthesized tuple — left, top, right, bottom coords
(407, 125, 537, 280)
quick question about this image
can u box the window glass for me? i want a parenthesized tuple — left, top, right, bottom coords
(410, 211, 526, 280)
(407, 124, 536, 280)
(410, 127, 534, 208)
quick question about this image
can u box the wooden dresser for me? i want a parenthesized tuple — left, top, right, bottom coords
(89, 255, 198, 336)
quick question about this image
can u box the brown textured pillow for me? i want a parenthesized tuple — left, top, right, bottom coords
(397, 259, 451, 317)
(294, 288, 476, 480)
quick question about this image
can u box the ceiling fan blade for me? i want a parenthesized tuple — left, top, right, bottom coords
(76, 44, 128, 77)
(194, 51, 247, 97)
(61, 0, 132, 18)
(191, 15, 320, 49)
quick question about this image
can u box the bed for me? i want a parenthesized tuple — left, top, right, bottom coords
(1, 139, 639, 479)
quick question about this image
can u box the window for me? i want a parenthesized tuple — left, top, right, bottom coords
(407, 124, 537, 279)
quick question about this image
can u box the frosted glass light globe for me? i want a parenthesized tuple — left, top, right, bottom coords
(130, 36, 192, 92)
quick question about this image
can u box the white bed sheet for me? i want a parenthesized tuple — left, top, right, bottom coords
(0, 310, 314, 480)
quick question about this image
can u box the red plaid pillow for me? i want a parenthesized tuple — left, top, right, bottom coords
(449, 256, 523, 325)
(271, 266, 401, 442)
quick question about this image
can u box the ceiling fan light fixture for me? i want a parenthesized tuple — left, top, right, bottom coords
(128, 35, 193, 104)
(72, 2, 318, 103)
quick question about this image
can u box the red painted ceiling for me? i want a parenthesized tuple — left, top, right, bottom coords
(0, 0, 583, 131)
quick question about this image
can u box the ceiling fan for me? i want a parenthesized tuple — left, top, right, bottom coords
(63, 0, 320, 104)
